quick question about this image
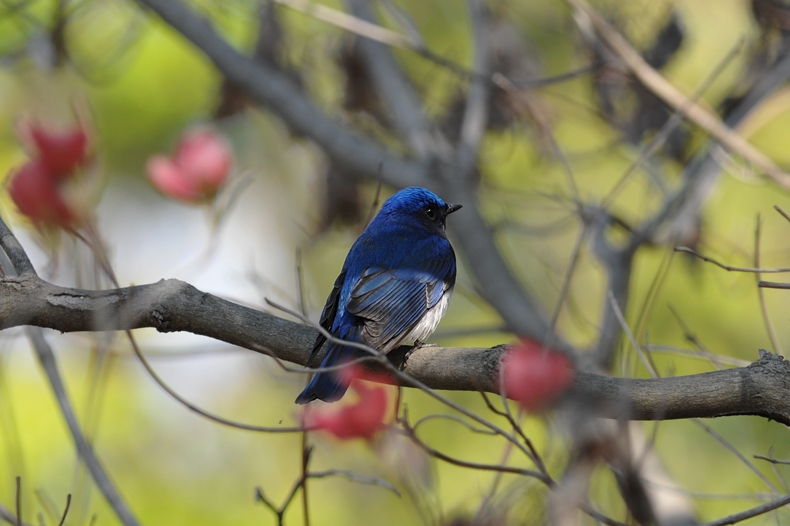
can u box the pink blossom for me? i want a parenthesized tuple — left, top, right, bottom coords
(147, 128, 232, 203)
(501, 339, 574, 412)
(26, 123, 89, 176)
(304, 366, 389, 440)
(8, 158, 76, 228)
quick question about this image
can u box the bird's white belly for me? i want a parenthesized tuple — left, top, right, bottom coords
(390, 287, 453, 351)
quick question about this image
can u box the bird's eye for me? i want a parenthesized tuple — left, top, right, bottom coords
(424, 205, 439, 220)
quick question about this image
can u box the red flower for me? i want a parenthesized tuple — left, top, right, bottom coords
(27, 124, 89, 176)
(7, 120, 93, 228)
(147, 128, 232, 203)
(8, 159, 76, 227)
(304, 366, 389, 440)
(501, 339, 573, 412)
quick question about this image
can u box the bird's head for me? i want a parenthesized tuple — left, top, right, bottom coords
(378, 187, 462, 233)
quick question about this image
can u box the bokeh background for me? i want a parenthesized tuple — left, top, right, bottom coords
(2, 0, 790, 524)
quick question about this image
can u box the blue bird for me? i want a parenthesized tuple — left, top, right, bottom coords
(296, 187, 461, 404)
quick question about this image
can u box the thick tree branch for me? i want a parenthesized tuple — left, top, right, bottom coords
(3, 273, 790, 426)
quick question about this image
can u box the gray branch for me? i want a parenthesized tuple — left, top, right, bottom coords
(2, 273, 790, 426)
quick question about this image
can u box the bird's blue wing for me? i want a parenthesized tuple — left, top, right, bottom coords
(306, 268, 346, 366)
(346, 256, 455, 350)
(295, 322, 361, 404)
(296, 268, 359, 404)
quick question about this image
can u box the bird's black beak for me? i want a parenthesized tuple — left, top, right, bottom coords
(446, 203, 462, 215)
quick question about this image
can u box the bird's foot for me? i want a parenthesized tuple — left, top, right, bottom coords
(413, 339, 438, 349)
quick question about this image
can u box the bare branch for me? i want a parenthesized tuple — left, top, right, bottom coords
(308, 470, 401, 496)
(4, 271, 790, 425)
(759, 280, 790, 290)
(273, 0, 414, 49)
(755, 454, 790, 467)
(701, 493, 790, 526)
(675, 246, 790, 274)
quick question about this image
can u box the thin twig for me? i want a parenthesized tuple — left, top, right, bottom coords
(255, 487, 283, 526)
(774, 205, 790, 224)
(758, 281, 790, 289)
(363, 181, 383, 229)
(645, 345, 749, 368)
(754, 216, 782, 354)
(308, 470, 401, 496)
(399, 420, 551, 483)
(25, 330, 141, 526)
(693, 419, 780, 493)
(125, 329, 307, 432)
(273, 0, 413, 48)
(56, 495, 71, 526)
(411, 413, 498, 436)
(608, 290, 658, 379)
(545, 224, 589, 350)
(631, 248, 675, 355)
(754, 454, 790, 466)
(15, 477, 20, 526)
(701, 493, 790, 526)
(477, 390, 547, 473)
(675, 246, 790, 273)
(294, 250, 311, 526)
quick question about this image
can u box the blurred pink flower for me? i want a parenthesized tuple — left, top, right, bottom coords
(147, 128, 232, 203)
(8, 158, 76, 228)
(304, 365, 389, 440)
(501, 338, 573, 412)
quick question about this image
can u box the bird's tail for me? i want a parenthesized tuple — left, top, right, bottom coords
(295, 344, 355, 404)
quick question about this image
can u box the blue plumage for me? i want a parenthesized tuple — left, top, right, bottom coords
(295, 187, 461, 404)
